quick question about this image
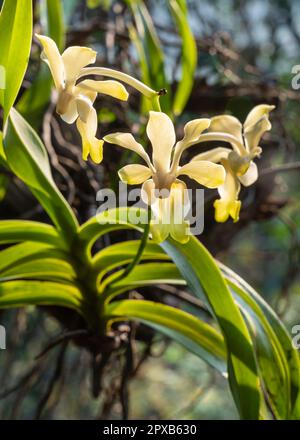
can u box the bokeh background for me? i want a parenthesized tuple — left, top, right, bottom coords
(0, 0, 299, 419)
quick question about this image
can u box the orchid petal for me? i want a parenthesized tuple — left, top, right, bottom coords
(149, 180, 190, 244)
(104, 133, 151, 167)
(180, 118, 211, 147)
(62, 46, 96, 85)
(150, 216, 170, 244)
(191, 147, 231, 163)
(60, 97, 78, 124)
(118, 164, 152, 185)
(146, 111, 175, 173)
(150, 195, 171, 243)
(141, 179, 155, 205)
(170, 119, 211, 172)
(76, 107, 103, 163)
(75, 95, 93, 123)
(244, 104, 275, 131)
(78, 79, 129, 101)
(244, 115, 272, 153)
(177, 161, 226, 188)
(169, 180, 190, 243)
(214, 160, 241, 222)
(214, 198, 241, 223)
(238, 161, 258, 187)
(36, 34, 64, 90)
(208, 114, 243, 144)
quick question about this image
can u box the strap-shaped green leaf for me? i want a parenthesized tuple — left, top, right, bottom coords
(0, 242, 70, 272)
(93, 240, 170, 282)
(0, 131, 7, 165)
(41, 0, 65, 51)
(0, 220, 64, 248)
(0, 280, 83, 312)
(161, 237, 261, 419)
(220, 262, 300, 420)
(126, 0, 171, 112)
(169, 0, 197, 115)
(101, 262, 184, 300)
(108, 254, 295, 419)
(78, 207, 147, 257)
(80, 208, 295, 419)
(0, 0, 32, 122)
(18, 0, 66, 127)
(105, 299, 226, 373)
(3, 109, 78, 242)
(0, 258, 76, 283)
(229, 280, 289, 419)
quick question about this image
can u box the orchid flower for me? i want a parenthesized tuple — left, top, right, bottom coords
(190, 104, 275, 222)
(36, 34, 129, 163)
(104, 111, 226, 243)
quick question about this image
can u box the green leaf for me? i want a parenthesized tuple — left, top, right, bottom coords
(93, 240, 170, 282)
(0, 173, 8, 202)
(78, 207, 147, 256)
(0, 131, 7, 166)
(17, 63, 53, 129)
(104, 244, 294, 419)
(161, 236, 261, 420)
(102, 262, 184, 299)
(105, 299, 226, 373)
(220, 262, 300, 420)
(40, 0, 65, 51)
(18, 0, 66, 126)
(0, 0, 32, 122)
(87, 0, 112, 10)
(127, 24, 151, 113)
(0, 242, 67, 272)
(126, 0, 171, 112)
(0, 280, 83, 312)
(81, 207, 297, 419)
(0, 220, 64, 248)
(169, 0, 197, 115)
(3, 108, 78, 242)
(229, 280, 289, 419)
(0, 257, 76, 283)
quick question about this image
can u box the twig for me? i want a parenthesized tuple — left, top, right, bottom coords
(260, 162, 300, 176)
(35, 329, 89, 360)
(119, 323, 136, 420)
(42, 103, 76, 204)
(35, 342, 68, 419)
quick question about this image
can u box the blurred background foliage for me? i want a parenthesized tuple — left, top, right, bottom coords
(0, 0, 299, 419)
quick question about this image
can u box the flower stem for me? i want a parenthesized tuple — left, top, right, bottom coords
(106, 208, 151, 289)
(151, 95, 162, 111)
(78, 67, 158, 99)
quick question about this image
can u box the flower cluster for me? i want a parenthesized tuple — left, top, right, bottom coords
(36, 34, 129, 163)
(38, 36, 274, 243)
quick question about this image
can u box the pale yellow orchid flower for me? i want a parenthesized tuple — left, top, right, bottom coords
(104, 111, 226, 243)
(190, 104, 275, 222)
(36, 34, 129, 163)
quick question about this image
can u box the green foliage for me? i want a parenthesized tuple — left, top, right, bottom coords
(0, 173, 7, 201)
(106, 299, 226, 372)
(1, 169, 299, 420)
(40, 0, 65, 51)
(0, 0, 32, 123)
(17, 0, 66, 126)
(126, 0, 197, 115)
(3, 109, 78, 240)
(126, 0, 171, 113)
(0, 0, 298, 421)
(161, 238, 261, 419)
(169, 0, 197, 115)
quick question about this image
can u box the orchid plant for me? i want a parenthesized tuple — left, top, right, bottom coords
(0, 0, 299, 421)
